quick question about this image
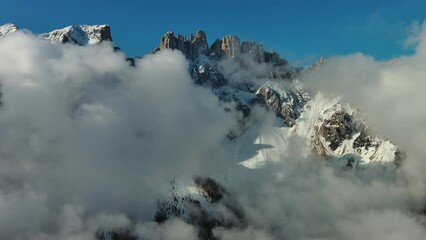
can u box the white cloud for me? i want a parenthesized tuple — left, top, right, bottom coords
(0, 31, 235, 239)
(135, 218, 199, 240)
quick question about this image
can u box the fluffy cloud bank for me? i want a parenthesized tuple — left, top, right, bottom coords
(0, 31, 234, 239)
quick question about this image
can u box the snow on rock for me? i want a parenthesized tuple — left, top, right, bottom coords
(292, 93, 397, 166)
(0, 23, 112, 46)
(0, 23, 18, 38)
(256, 80, 306, 127)
(229, 92, 398, 170)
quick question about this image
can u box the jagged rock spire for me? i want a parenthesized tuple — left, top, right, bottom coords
(158, 30, 288, 66)
(159, 30, 209, 59)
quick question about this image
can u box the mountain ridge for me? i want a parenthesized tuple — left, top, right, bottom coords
(0, 23, 112, 45)
(0, 22, 399, 167)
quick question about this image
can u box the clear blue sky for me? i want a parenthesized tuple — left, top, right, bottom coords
(1, 0, 426, 65)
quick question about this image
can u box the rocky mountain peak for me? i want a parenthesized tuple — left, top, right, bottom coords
(195, 30, 207, 40)
(214, 35, 241, 58)
(159, 30, 209, 59)
(0, 23, 18, 38)
(191, 30, 209, 58)
(160, 31, 177, 49)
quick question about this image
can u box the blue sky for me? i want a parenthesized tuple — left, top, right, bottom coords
(1, 0, 425, 65)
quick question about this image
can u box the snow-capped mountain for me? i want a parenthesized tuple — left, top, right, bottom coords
(40, 24, 112, 45)
(152, 30, 398, 168)
(0, 23, 112, 45)
(0, 23, 18, 38)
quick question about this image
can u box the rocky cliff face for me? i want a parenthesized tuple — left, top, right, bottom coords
(158, 31, 287, 67)
(255, 83, 304, 127)
(158, 30, 209, 60)
(211, 35, 241, 58)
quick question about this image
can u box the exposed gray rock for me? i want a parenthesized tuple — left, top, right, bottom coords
(256, 85, 302, 127)
(191, 30, 209, 58)
(209, 38, 224, 58)
(221, 35, 241, 57)
(158, 30, 288, 67)
(319, 112, 357, 151)
(353, 131, 374, 150)
(159, 30, 209, 60)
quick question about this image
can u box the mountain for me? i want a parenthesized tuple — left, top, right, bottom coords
(0, 23, 402, 240)
(154, 30, 398, 169)
(144, 30, 400, 238)
(40, 24, 112, 45)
